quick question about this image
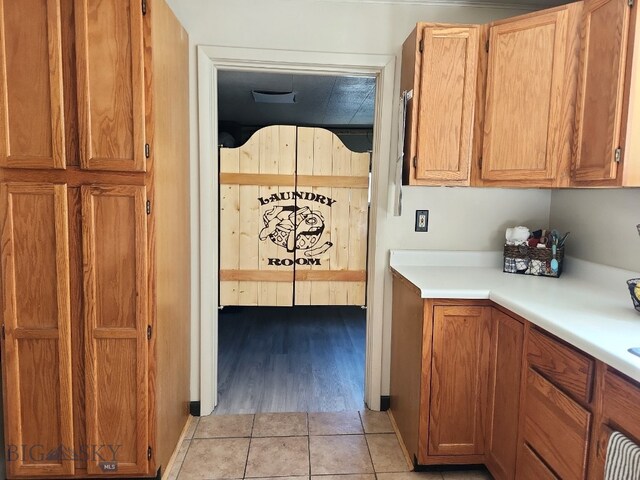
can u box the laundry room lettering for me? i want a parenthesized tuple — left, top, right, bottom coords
(257, 191, 334, 266)
(258, 191, 337, 207)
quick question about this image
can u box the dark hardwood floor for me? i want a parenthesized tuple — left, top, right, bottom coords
(214, 306, 366, 414)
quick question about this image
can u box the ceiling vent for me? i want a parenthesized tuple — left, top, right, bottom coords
(252, 90, 296, 104)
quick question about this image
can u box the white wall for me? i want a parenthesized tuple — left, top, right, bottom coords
(164, 0, 547, 401)
(550, 189, 640, 272)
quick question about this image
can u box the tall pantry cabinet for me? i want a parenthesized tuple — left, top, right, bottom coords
(0, 0, 191, 478)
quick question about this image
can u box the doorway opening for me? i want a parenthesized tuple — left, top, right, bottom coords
(215, 70, 375, 413)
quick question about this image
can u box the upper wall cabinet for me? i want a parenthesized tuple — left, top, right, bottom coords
(480, 4, 581, 187)
(572, 0, 639, 186)
(0, 0, 66, 170)
(401, 23, 482, 186)
(75, 0, 146, 172)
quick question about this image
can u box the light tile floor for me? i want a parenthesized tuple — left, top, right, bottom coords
(166, 411, 492, 480)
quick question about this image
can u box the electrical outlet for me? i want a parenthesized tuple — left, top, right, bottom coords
(415, 210, 429, 232)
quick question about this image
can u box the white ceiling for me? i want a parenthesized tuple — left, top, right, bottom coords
(217, 71, 376, 128)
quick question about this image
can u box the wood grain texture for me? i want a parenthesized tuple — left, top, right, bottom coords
(518, 368, 590, 480)
(0, 0, 66, 170)
(601, 369, 640, 444)
(621, 2, 639, 186)
(67, 187, 87, 471)
(527, 327, 594, 405)
(573, 0, 630, 182)
(389, 275, 424, 463)
(220, 173, 368, 188)
(517, 444, 559, 480)
(149, 0, 190, 472)
(485, 309, 524, 480)
(482, 5, 577, 186)
(0, 183, 74, 476)
(294, 127, 369, 306)
(81, 185, 149, 475)
(428, 305, 491, 456)
(590, 367, 640, 479)
(0, 166, 145, 186)
(75, 0, 146, 172)
(401, 25, 419, 185)
(219, 126, 295, 306)
(414, 26, 479, 185)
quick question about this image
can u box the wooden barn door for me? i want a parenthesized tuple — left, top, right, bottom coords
(218, 125, 369, 307)
(294, 128, 369, 306)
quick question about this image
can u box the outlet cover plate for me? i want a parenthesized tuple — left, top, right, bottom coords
(415, 210, 429, 232)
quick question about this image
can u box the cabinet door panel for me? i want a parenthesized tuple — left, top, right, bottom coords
(0, 0, 65, 169)
(573, 0, 631, 181)
(75, 0, 145, 172)
(482, 9, 568, 181)
(82, 185, 148, 475)
(429, 305, 491, 456)
(486, 310, 524, 480)
(415, 26, 479, 183)
(0, 183, 73, 477)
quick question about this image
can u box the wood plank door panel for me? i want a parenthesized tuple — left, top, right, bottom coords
(219, 125, 296, 306)
(482, 9, 569, 182)
(0, 0, 65, 169)
(415, 26, 479, 184)
(0, 182, 74, 477)
(429, 305, 491, 456)
(81, 185, 148, 475)
(486, 309, 524, 480)
(75, 0, 145, 172)
(573, 0, 631, 182)
(294, 127, 369, 306)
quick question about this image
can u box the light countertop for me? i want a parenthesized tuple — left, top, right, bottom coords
(390, 250, 640, 384)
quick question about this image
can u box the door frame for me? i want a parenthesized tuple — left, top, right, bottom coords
(197, 45, 395, 415)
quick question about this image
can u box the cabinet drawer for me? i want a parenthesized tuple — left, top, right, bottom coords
(522, 369, 590, 479)
(602, 370, 640, 442)
(527, 328, 594, 403)
(517, 444, 558, 480)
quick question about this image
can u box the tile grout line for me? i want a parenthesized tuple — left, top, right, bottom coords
(307, 413, 312, 479)
(174, 417, 199, 479)
(243, 414, 257, 479)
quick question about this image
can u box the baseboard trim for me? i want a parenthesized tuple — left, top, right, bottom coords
(380, 395, 390, 411)
(189, 401, 201, 416)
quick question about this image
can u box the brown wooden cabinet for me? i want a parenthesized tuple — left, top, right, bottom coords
(401, 23, 482, 186)
(75, 0, 147, 172)
(388, 278, 494, 466)
(0, 0, 66, 170)
(429, 305, 491, 456)
(572, 0, 640, 186)
(516, 329, 594, 480)
(0, 183, 74, 477)
(0, 1, 190, 478)
(485, 309, 524, 480)
(480, 4, 580, 187)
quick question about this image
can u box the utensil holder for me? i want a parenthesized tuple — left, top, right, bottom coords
(503, 244, 564, 278)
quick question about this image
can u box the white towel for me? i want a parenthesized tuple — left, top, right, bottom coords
(605, 431, 640, 480)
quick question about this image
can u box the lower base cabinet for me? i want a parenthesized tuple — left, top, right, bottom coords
(389, 272, 640, 480)
(485, 309, 524, 479)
